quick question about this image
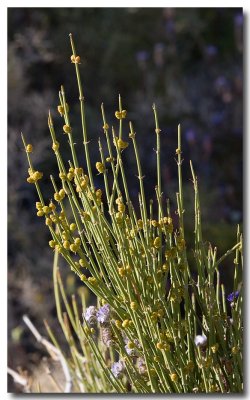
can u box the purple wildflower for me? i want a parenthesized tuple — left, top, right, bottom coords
(125, 344, 138, 357)
(111, 360, 125, 378)
(122, 332, 129, 344)
(227, 291, 239, 302)
(101, 326, 113, 347)
(137, 357, 147, 375)
(96, 304, 111, 324)
(194, 335, 207, 348)
(84, 306, 97, 325)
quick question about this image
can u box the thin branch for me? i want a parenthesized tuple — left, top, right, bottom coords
(22, 314, 72, 393)
(7, 367, 30, 392)
(215, 242, 241, 268)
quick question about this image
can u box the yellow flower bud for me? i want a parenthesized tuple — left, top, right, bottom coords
(74, 237, 81, 245)
(42, 206, 50, 214)
(118, 267, 126, 277)
(63, 241, 70, 250)
(49, 202, 56, 211)
(115, 212, 124, 224)
(80, 175, 89, 190)
(67, 172, 74, 181)
(26, 144, 33, 153)
(45, 218, 52, 226)
(115, 320, 122, 329)
(156, 342, 165, 350)
(80, 274, 87, 282)
(52, 141, 60, 151)
(170, 373, 178, 382)
(59, 211, 65, 220)
(63, 124, 72, 134)
(84, 326, 91, 334)
(37, 210, 44, 217)
(54, 192, 61, 202)
(27, 176, 35, 183)
(210, 384, 218, 392)
(33, 171, 43, 181)
(71, 55, 81, 64)
(88, 277, 97, 285)
(176, 237, 186, 250)
(130, 302, 138, 311)
(56, 245, 63, 254)
(59, 172, 67, 180)
(70, 243, 78, 252)
(95, 189, 102, 198)
(115, 110, 127, 119)
(125, 265, 131, 273)
(153, 237, 161, 249)
(162, 263, 169, 272)
(79, 259, 86, 267)
(118, 203, 125, 212)
(103, 123, 109, 130)
(74, 167, 83, 175)
(57, 103, 69, 115)
(81, 211, 91, 221)
(127, 341, 135, 349)
(137, 219, 143, 229)
(57, 105, 64, 115)
(151, 312, 158, 322)
(61, 231, 68, 240)
(122, 319, 130, 328)
(149, 368, 157, 377)
(36, 202, 43, 210)
(151, 220, 159, 227)
(203, 356, 212, 369)
(96, 161, 105, 173)
(211, 343, 219, 353)
(59, 189, 66, 199)
(70, 223, 77, 231)
(49, 240, 56, 248)
(117, 138, 129, 150)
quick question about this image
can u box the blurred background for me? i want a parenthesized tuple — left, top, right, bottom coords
(8, 7, 243, 391)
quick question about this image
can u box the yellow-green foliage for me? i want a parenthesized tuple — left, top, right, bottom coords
(22, 34, 243, 393)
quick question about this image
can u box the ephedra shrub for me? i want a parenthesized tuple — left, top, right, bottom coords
(21, 34, 243, 393)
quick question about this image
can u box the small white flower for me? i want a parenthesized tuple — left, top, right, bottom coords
(194, 334, 207, 347)
(96, 304, 111, 324)
(111, 360, 125, 378)
(84, 306, 97, 325)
